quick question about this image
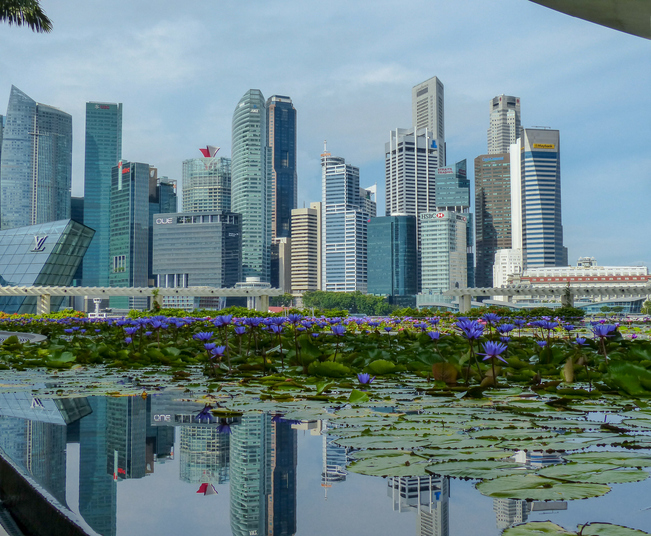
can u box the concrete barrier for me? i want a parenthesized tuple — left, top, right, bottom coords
(0, 447, 99, 536)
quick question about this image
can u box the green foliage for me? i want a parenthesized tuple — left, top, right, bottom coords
(302, 290, 394, 316)
(307, 360, 352, 378)
(0, 0, 52, 32)
(270, 293, 294, 307)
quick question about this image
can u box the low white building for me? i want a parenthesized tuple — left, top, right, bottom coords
(492, 248, 523, 300)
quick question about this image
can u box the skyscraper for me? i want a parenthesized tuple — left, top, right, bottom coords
(0, 86, 72, 230)
(367, 215, 418, 306)
(232, 89, 271, 281)
(412, 76, 445, 165)
(290, 202, 321, 293)
(511, 129, 566, 268)
(321, 148, 369, 292)
(474, 153, 512, 288)
(83, 101, 122, 286)
(267, 95, 297, 240)
(488, 95, 521, 154)
(181, 147, 231, 212)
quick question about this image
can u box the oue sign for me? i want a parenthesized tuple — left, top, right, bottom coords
(156, 218, 173, 225)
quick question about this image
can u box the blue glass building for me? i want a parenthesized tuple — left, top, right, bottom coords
(0, 86, 72, 230)
(83, 102, 122, 287)
(0, 219, 94, 314)
(267, 95, 297, 239)
(367, 215, 418, 305)
(109, 162, 175, 310)
(232, 90, 271, 282)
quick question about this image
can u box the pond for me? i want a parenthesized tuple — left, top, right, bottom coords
(1, 389, 651, 536)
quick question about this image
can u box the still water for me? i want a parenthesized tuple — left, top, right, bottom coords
(1, 392, 650, 536)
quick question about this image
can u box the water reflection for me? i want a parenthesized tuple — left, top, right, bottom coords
(388, 476, 450, 536)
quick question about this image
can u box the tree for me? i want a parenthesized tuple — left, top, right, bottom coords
(1, 0, 52, 32)
(270, 293, 293, 307)
(642, 301, 651, 315)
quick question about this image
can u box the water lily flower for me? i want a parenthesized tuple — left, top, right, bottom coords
(593, 324, 617, 338)
(193, 331, 214, 342)
(124, 326, 139, 335)
(269, 324, 283, 334)
(428, 331, 441, 340)
(194, 406, 215, 424)
(144, 331, 153, 337)
(563, 324, 575, 332)
(631, 334, 638, 339)
(574, 337, 588, 346)
(482, 313, 501, 324)
(64, 328, 73, 334)
(204, 342, 217, 352)
(331, 325, 346, 336)
(383, 326, 392, 333)
(537, 340, 547, 348)
(357, 373, 375, 384)
(287, 313, 303, 324)
(234, 326, 246, 336)
(478, 341, 508, 363)
(500, 336, 511, 343)
(124, 337, 132, 344)
(497, 324, 515, 335)
(211, 346, 226, 358)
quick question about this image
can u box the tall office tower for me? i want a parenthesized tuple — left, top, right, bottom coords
(109, 162, 175, 310)
(267, 95, 297, 239)
(290, 202, 321, 293)
(367, 215, 418, 306)
(148, 173, 177, 287)
(321, 147, 370, 292)
(181, 147, 231, 212)
(232, 89, 271, 282)
(360, 184, 377, 217)
(0, 86, 72, 230)
(511, 129, 565, 268)
(0, 114, 4, 169)
(83, 102, 122, 286)
(418, 211, 468, 307)
(435, 160, 474, 288)
(268, 418, 298, 536)
(387, 476, 450, 536)
(412, 76, 445, 165)
(270, 237, 291, 292)
(488, 95, 522, 154)
(494, 499, 529, 530)
(321, 420, 349, 489)
(474, 154, 512, 288)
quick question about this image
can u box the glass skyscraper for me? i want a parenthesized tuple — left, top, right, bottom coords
(367, 215, 418, 305)
(266, 95, 297, 239)
(232, 90, 271, 281)
(0, 86, 72, 230)
(83, 101, 122, 287)
(182, 148, 231, 212)
(109, 162, 176, 309)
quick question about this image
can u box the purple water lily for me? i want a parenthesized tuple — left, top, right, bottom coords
(193, 331, 214, 342)
(357, 373, 375, 384)
(574, 337, 588, 346)
(331, 325, 346, 336)
(478, 341, 508, 364)
(428, 331, 441, 340)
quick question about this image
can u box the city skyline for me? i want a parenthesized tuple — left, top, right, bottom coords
(0, 0, 648, 268)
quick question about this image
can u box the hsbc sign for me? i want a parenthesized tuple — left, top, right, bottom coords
(420, 212, 448, 220)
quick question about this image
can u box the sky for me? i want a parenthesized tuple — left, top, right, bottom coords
(1, 0, 649, 267)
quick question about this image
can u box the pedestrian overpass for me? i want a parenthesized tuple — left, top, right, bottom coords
(0, 286, 285, 315)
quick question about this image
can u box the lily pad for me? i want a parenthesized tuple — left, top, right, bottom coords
(476, 474, 610, 500)
(348, 452, 431, 477)
(581, 522, 651, 535)
(537, 463, 648, 484)
(426, 460, 524, 479)
(565, 451, 651, 468)
(502, 521, 574, 535)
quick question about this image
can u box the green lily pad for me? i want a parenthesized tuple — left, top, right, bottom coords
(581, 522, 651, 535)
(565, 451, 651, 468)
(348, 452, 431, 477)
(502, 521, 574, 535)
(476, 474, 610, 500)
(426, 460, 524, 479)
(537, 463, 648, 484)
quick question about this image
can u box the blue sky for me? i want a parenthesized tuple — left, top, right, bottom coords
(1, 0, 649, 266)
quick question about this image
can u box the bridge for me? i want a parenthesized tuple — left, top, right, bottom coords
(0, 286, 285, 315)
(443, 283, 651, 313)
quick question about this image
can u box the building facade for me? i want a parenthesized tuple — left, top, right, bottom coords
(0, 86, 72, 230)
(367, 215, 418, 305)
(83, 101, 122, 286)
(0, 219, 94, 314)
(152, 211, 242, 309)
(488, 95, 521, 154)
(290, 202, 321, 293)
(511, 129, 566, 269)
(418, 211, 468, 306)
(321, 150, 369, 292)
(231, 89, 271, 282)
(270, 237, 291, 293)
(266, 95, 297, 240)
(474, 153, 512, 288)
(181, 147, 231, 213)
(412, 76, 445, 165)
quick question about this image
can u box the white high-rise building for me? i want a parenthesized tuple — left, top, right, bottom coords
(418, 211, 468, 306)
(412, 76, 445, 164)
(290, 202, 321, 293)
(488, 95, 522, 154)
(321, 147, 369, 292)
(510, 128, 565, 269)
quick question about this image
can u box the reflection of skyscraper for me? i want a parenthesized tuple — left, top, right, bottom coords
(388, 476, 449, 536)
(105, 396, 147, 480)
(321, 421, 348, 489)
(229, 414, 297, 536)
(493, 499, 529, 530)
(0, 415, 67, 506)
(180, 426, 230, 484)
(79, 397, 117, 536)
